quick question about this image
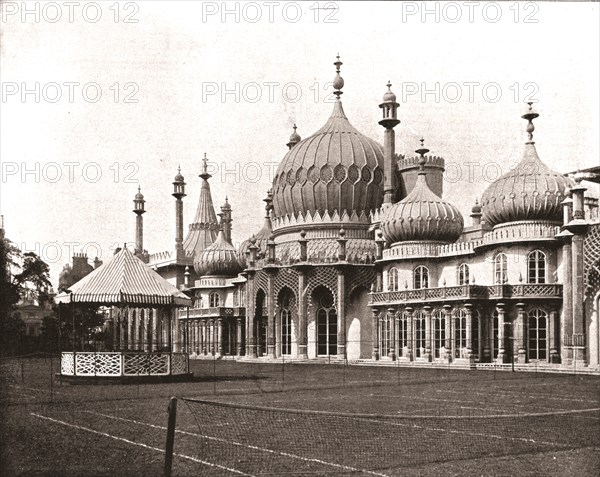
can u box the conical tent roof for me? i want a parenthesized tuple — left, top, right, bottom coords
(56, 246, 191, 306)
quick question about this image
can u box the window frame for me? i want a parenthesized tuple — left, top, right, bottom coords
(413, 265, 429, 289)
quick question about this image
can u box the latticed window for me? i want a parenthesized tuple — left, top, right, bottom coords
(397, 313, 408, 357)
(414, 311, 426, 358)
(457, 263, 469, 285)
(494, 253, 508, 284)
(280, 309, 292, 355)
(209, 292, 220, 308)
(528, 308, 547, 360)
(316, 289, 337, 356)
(388, 268, 399, 291)
(492, 310, 499, 359)
(453, 309, 467, 358)
(433, 310, 445, 359)
(527, 250, 546, 284)
(380, 314, 391, 357)
(414, 266, 429, 289)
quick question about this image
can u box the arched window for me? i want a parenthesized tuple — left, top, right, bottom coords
(279, 292, 293, 356)
(453, 308, 467, 358)
(414, 266, 429, 289)
(457, 263, 470, 286)
(388, 268, 399, 292)
(528, 250, 546, 284)
(397, 312, 408, 357)
(494, 253, 508, 284)
(315, 287, 337, 356)
(380, 313, 391, 357)
(433, 310, 445, 359)
(528, 308, 547, 360)
(209, 292, 220, 308)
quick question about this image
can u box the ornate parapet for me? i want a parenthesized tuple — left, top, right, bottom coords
(180, 306, 245, 319)
(478, 221, 561, 248)
(378, 240, 479, 262)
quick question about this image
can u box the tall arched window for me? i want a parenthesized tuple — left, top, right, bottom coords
(388, 268, 399, 291)
(315, 287, 337, 356)
(528, 308, 547, 360)
(279, 291, 293, 356)
(527, 250, 546, 284)
(380, 313, 391, 357)
(453, 308, 467, 358)
(457, 263, 470, 286)
(494, 253, 508, 284)
(433, 309, 445, 359)
(414, 266, 429, 289)
(414, 311, 426, 358)
(209, 292, 220, 308)
(397, 312, 408, 357)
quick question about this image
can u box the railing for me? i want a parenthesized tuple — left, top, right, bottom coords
(182, 307, 245, 319)
(60, 352, 189, 377)
(370, 283, 562, 305)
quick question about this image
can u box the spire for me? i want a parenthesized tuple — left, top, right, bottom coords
(182, 153, 219, 257)
(220, 196, 233, 244)
(133, 186, 145, 257)
(333, 54, 344, 99)
(521, 102, 539, 144)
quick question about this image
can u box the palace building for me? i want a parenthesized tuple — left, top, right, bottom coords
(127, 57, 600, 370)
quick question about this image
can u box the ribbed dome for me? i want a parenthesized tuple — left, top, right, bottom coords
(480, 143, 572, 227)
(272, 100, 384, 219)
(194, 230, 243, 277)
(380, 172, 464, 244)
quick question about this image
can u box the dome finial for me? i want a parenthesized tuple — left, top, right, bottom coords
(521, 102, 539, 144)
(333, 54, 344, 99)
(286, 123, 301, 149)
(199, 152, 212, 180)
(415, 137, 430, 173)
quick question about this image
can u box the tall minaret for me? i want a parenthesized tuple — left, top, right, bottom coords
(219, 197, 233, 244)
(172, 166, 186, 251)
(379, 81, 400, 205)
(133, 186, 145, 256)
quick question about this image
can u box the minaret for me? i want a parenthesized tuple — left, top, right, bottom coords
(219, 196, 233, 244)
(133, 186, 145, 256)
(172, 166, 186, 251)
(379, 81, 400, 205)
(182, 153, 219, 256)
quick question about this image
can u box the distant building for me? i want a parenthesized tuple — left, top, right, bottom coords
(120, 57, 600, 370)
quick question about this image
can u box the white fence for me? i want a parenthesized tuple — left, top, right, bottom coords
(60, 352, 189, 377)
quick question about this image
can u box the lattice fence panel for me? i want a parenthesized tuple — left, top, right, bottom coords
(170, 353, 188, 375)
(123, 353, 169, 375)
(94, 353, 121, 376)
(61, 353, 74, 375)
(74, 353, 97, 376)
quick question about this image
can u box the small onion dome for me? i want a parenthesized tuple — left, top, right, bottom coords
(174, 166, 184, 183)
(381, 162, 463, 244)
(286, 124, 301, 149)
(382, 81, 396, 102)
(238, 215, 272, 267)
(194, 230, 243, 277)
(134, 186, 144, 200)
(471, 199, 482, 215)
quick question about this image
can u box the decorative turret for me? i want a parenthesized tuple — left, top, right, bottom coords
(480, 103, 573, 228)
(286, 124, 301, 149)
(172, 166, 186, 251)
(470, 199, 482, 226)
(379, 81, 400, 205)
(219, 197, 233, 244)
(238, 190, 273, 267)
(182, 153, 220, 257)
(380, 139, 464, 244)
(133, 186, 145, 256)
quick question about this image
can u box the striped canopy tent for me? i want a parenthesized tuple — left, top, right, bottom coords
(56, 246, 191, 307)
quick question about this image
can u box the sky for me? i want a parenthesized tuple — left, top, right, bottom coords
(1, 1, 599, 288)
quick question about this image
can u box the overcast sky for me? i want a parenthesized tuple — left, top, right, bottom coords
(1, 1, 599, 287)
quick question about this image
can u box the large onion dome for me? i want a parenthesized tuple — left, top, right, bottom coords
(480, 104, 572, 227)
(380, 142, 464, 244)
(194, 230, 243, 277)
(271, 56, 384, 220)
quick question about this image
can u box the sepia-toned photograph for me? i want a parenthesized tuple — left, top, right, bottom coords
(1, 1, 599, 476)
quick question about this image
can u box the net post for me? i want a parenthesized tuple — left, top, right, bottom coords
(164, 396, 177, 477)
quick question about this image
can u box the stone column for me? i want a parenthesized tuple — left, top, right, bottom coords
(247, 273, 257, 358)
(572, 234, 586, 364)
(424, 305, 432, 362)
(496, 303, 506, 363)
(443, 305, 452, 362)
(482, 310, 491, 362)
(172, 308, 180, 352)
(209, 319, 216, 356)
(549, 310, 560, 363)
(297, 269, 308, 359)
(201, 320, 207, 355)
(236, 317, 243, 356)
(371, 308, 379, 360)
(388, 308, 396, 360)
(217, 317, 223, 358)
(515, 303, 527, 363)
(128, 309, 135, 351)
(561, 240, 573, 363)
(337, 269, 346, 359)
(267, 272, 276, 358)
(114, 310, 120, 351)
(465, 304, 473, 362)
(406, 307, 414, 361)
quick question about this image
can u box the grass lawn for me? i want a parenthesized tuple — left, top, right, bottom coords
(1, 357, 599, 476)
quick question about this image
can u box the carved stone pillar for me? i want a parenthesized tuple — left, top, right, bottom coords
(267, 271, 276, 359)
(482, 309, 491, 362)
(388, 308, 396, 360)
(496, 303, 506, 363)
(371, 308, 379, 360)
(515, 303, 527, 363)
(424, 305, 432, 362)
(443, 305, 452, 362)
(217, 317, 223, 358)
(298, 269, 308, 359)
(406, 306, 414, 361)
(201, 319, 207, 355)
(465, 304, 473, 362)
(236, 317, 243, 356)
(549, 310, 560, 363)
(337, 269, 346, 359)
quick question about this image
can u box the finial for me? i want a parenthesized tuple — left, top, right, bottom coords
(332, 54, 344, 99)
(415, 137, 430, 172)
(200, 152, 212, 180)
(177, 165, 181, 173)
(138, 185, 141, 193)
(521, 102, 539, 144)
